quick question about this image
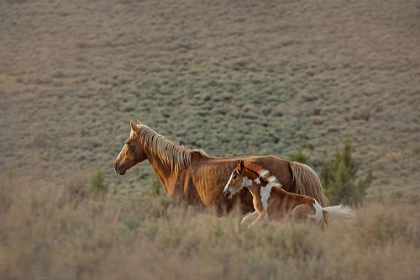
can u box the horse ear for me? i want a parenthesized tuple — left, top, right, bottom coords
(130, 120, 139, 133)
(136, 119, 142, 125)
(237, 160, 244, 171)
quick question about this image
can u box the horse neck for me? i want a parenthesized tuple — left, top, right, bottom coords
(137, 135, 182, 197)
(244, 165, 281, 195)
(242, 168, 265, 196)
(135, 125, 217, 204)
(144, 147, 175, 175)
(137, 126, 209, 198)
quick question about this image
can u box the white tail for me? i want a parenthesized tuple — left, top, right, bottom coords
(322, 204, 355, 219)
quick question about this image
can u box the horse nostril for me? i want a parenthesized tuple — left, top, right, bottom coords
(114, 163, 121, 173)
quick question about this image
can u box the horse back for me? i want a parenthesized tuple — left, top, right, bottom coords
(246, 155, 293, 190)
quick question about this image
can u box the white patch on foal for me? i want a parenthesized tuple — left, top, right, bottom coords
(258, 168, 282, 188)
(259, 182, 279, 211)
(242, 176, 253, 188)
(307, 200, 323, 224)
(258, 169, 269, 178)
(257, 168, 283, 212)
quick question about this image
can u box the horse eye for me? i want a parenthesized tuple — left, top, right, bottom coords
(233, 175, 237, 180)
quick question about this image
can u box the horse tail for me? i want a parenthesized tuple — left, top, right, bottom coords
(322, 204, 355, 219)
(289, 161, 331, 229)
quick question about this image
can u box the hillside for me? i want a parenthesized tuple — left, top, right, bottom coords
(1, 0, 419, 198)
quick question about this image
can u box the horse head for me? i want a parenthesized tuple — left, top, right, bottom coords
(113, 120, 148, 175)
(223, 160, 251, 198)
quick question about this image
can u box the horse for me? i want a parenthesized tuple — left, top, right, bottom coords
(113, 119, 331, 227)
(223, 160, 354, 229)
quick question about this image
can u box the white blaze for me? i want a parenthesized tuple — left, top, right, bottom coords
(116, 144, 126, 160)
(223, 172, 235, 194)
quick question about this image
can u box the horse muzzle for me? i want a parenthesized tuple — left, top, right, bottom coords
(113, 163, 126, 175)
(223, 189, 231, 198)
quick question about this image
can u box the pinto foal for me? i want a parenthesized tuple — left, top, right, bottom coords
(223, 160, 354, 228)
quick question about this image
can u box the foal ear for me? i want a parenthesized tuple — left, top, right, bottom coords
(236, 160, 244, 171)
(130, 119, 140, 133)
(240, 160, 244, 171)
(136, 119, 142, 125)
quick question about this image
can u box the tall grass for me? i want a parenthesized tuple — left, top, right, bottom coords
(1, 173, 419, 280)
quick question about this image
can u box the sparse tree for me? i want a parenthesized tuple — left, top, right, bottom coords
(290, 149, 308, 164)
(321, 141, 372, 207)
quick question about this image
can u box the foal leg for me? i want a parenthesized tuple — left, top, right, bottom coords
(241, 211, 258, 226)
(248, 211, 269, 228)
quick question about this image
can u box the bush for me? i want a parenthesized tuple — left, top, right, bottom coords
(320, 141, 372, 207)
(89, 168, 109, 198)
(290, 149, 308, 164)
(151, 179, 162, 196)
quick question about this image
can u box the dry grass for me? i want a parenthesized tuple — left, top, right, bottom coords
(1, 174, 419, 280)
(1, 0, 420, 196)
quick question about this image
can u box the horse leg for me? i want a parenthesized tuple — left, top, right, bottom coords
(241, 211, 258, 226)
(248, 211, 268, 228)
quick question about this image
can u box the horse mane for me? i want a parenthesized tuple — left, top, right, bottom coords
(244, 162, 282, 188)
(137, 125, 211, 172)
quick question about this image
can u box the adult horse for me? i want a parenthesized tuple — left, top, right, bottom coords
(113, 120, 331, 227)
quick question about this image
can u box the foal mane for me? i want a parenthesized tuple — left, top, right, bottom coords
(137, 125, 211, 172)
(244, 162, 282, 188)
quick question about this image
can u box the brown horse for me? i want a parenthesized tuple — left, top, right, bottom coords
(223, 160, 354, 229)
(113, 120, 331, 227)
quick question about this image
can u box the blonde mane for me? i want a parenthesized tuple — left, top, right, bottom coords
(137, 125, 210, 172)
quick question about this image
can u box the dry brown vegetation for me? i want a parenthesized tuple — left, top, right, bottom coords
(1, 0, 420, 278)
(1, 176, 419, 280)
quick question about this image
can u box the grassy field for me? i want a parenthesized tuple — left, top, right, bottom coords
(1, 176, 419, 280)
(1, 0, 420, 278)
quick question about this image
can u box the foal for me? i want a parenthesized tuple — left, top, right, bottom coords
(223, 160, 354, 228)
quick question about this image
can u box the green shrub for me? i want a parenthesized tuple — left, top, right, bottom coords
(306, 142, 314, 150)
(79, 127, 86, 137)
(89, 168, 109, 197)
(320, 141, 372, 207)
(290, 149, 307, 164)
(151, 179, 162, 196)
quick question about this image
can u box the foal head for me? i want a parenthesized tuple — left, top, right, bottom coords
(113, 120, 148, 175)
(223, 160, 254, 198)
(223, 160, 281, 198)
